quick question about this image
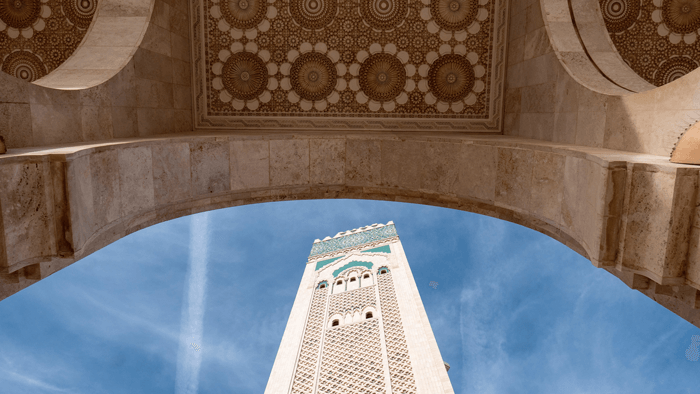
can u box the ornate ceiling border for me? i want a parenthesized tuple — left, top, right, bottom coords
(189, 0, 509, 132)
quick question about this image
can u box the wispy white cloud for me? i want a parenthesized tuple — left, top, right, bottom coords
(175, 212, 211, 394)
(1, 369, 72, 393)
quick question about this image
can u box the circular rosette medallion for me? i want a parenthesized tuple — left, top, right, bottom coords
(0, 0, 40, 29)
(662, 0, 700, 34)
(430, 0, 478, 31)
(359, 53, 406, 102)
(63, 0, 97, 29)
(428, 54, 475, 102)
(290, 52, 336, 101)
(290, 0, 337, 30)
(360, 0, 407, 30)
(221, 0, 267, 30)
(1, 50, 46, 81)
(600, 0, 640, 33)
(654, 56, 698, 86)
(221, 52, 269, 100)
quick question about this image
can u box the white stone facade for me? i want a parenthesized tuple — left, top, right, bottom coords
(264, 222, 454, 394)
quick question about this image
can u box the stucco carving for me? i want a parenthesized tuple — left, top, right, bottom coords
(600, 0, 700, 86)
(0, 0, 96, 82)
(191, 0, 508, 131)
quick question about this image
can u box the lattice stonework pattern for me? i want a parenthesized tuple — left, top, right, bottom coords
(319, 319, 386, 394)
(601, 0, 700, 86)
(291, 286, 328, 394)
(0, 0, 97, 81)
(192, 0, 509, 130)
(328, 285, 376, 316)
(377, 271, 417, 394)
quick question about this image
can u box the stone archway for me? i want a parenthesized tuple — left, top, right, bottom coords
(1, 133, 699, 327)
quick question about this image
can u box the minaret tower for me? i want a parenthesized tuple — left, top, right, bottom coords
(264, 222, 454, 394)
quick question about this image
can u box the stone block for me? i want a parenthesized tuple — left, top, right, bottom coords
(152, 143, 191, 205)
(118, 146, 155, 216)
(346, 139, 381, 187)
(310, 138, 345, 185)
(190, 141, 231, 195)
(270, 139, 310, 186)
(231, 140, 270, 190)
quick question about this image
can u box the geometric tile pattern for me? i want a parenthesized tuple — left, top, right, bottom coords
(378, 271, 417, 394)
(600, 0, 700, 86)
(318, 319, 386, 394)
(0, 0, 96, 81)
(191, 0, 509, 131)
(290, 286, 328, 394)
(328, 285, 376, 317)
(310, 224, 397, 257)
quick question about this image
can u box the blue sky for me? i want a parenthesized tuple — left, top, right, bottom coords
(0, 199, 699, 393)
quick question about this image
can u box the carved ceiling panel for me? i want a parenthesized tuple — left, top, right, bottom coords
(0, 0, 97, 82)
(191, 0, 507, 131)
(601, 0, 700, 86)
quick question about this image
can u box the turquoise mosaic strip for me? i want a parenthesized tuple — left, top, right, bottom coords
(309, 224, 398, 257)
(333, 261, 373, 277)
(361, 245, 391, 254)
(315, 256, 344, 271)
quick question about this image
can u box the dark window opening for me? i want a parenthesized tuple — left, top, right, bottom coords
(332, 319, 339, 327)
(319, 284, 326, 289)
(365, 312, 373, 319)
(350, 277, 356, 282)
(363, 274, 369, 279)
(337, 280, 343, 285)
(380, 269, 387, 274)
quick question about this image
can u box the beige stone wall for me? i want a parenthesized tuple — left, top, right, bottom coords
(506, 0, 700, 157)
(0, 133, 698, 327)
(0, 0, 191, 149)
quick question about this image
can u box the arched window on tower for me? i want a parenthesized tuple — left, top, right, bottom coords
(365, 311, 373, 319)
(347, 274, 359, 291)
(333, 279, 346, 294)
(332, 319, 339, 327)
(360, 271, 373, 287)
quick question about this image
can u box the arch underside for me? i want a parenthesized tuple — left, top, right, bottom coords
(0, 133, 699, 327)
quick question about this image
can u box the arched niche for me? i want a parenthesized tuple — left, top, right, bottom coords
(540, 0, 656, 95)
(0, 133, 699, 327)
(32, 0, 155, 89)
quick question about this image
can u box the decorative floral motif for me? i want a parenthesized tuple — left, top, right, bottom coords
(349, 43, 415, 112)
(654, 55, 698, 84)
(420, 0, 487, 41)
(360, 0, 408, 31)
(211, 0, 277, 39)
(289, 0, 337, 30)
(653, 0, 700, 44)
(63, 0, 96, 29)
(0, 0, 50, 39)
(600, 0, 640, 33)
(418, 44, 484, 112)
(1, 49, 45, 80)
(281, 42, 347, 111)
(212, 41, 279, 110)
